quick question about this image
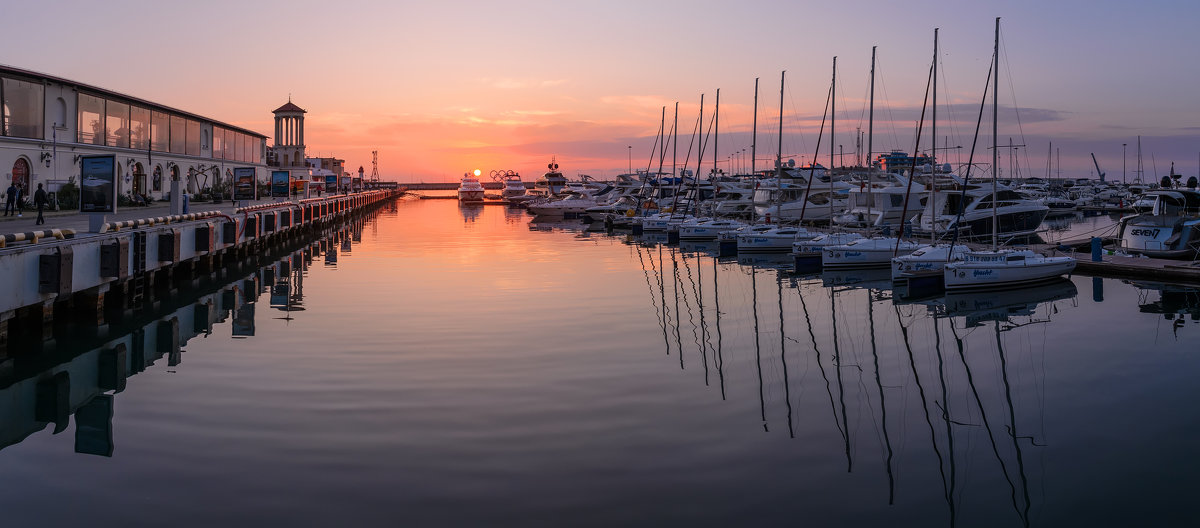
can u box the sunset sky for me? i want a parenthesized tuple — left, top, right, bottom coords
(3, 0, 1196, 183)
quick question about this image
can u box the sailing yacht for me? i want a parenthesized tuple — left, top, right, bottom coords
(942, 18, 1075, 290)
(823, 237, 920, 269)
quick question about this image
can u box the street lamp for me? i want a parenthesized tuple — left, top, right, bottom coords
(627, 145, 632, 175)
(1122, 143, 1127, 185)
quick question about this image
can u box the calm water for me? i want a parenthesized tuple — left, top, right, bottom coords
(1, 197, 1197, 527)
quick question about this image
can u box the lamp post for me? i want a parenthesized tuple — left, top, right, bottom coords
(627, 145, 632, 175)
(1122, 143, 1127, 185)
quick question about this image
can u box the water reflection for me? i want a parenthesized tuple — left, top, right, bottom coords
(0, 215, 375, 459)
(625, 238, 1082, 526)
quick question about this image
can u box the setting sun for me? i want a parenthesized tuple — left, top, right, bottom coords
(473, 169, 482, 177)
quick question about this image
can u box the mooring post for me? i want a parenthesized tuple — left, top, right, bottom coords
(1091, 237, 1102, 262)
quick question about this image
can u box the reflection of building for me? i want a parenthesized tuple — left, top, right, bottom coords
(0, 65, 267, 199)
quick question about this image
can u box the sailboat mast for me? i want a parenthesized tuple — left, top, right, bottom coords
(830, 56, 836, 224)
(752, 78, 759, 177)
(776, 71, 785, 180)
(672, 103, 679, 177)
(714, 88, 720, 179)
(991, 17, 1000, 250)
(931, 28, 938, 245)
(867, 47, 876, 232)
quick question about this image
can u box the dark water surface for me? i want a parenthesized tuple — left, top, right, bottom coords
(1, 197, 1197, 527)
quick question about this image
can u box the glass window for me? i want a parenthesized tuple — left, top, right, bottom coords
(151, 111, 169, 151)
(242, 134, 252, 163)
(129, 106, 150, 150)
(234, 132, 244, 162)
(2, 77, 45, 139)
(223, 128, 234, 160)
(213, 126, 224, 160)
(105, 100, 130, 148)
(169, 115, 186, 154)
(186, 119, 200, 156)
(77, 93, 105, 144)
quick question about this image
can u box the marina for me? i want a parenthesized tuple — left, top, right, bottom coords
(2, 197, 1198, 526)
(5, 2, 1200, 525)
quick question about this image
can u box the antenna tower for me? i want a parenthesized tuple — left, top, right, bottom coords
(370, 150, 379, 181)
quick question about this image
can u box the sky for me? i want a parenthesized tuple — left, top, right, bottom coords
(3, 0, 1197, 183)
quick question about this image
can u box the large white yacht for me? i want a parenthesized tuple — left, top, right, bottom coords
(913, 184, 1048, 242)
(1116, 189, 1200, 258)
(457, 171, 485, 202)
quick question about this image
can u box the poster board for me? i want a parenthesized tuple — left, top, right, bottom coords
(79, 155, 117, 213)
(324, 175, 337, 193)
(271, 170, 290, 198)
(233, 167, 256, 201)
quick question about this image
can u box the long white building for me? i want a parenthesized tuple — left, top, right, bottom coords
(0, 64, 267, 201)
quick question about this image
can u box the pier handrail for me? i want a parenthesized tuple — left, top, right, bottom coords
(0, 228, 76, 248)
(99, 211, 223, 233)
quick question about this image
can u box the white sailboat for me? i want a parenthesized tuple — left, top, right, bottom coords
(943, 18, 1075, 291)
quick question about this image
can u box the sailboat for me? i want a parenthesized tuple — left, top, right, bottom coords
(943, 18, 1075, 291)
(892, 30, 971, 282)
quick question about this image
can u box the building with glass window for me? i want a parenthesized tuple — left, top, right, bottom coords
(0, 64, 267, 202)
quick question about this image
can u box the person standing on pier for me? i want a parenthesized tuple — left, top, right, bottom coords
(3, 182, 14, 216)
(34, 183, 47, 225)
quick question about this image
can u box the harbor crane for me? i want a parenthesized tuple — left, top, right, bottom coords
(1090, 153, 1106, 182)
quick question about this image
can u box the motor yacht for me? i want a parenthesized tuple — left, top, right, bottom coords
(457, 172, 485, 202)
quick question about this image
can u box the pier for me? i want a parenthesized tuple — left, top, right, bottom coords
(0, 190, 402, 351)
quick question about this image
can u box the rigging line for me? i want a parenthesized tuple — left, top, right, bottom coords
(670, 247, 685, 370)
(642, 114, 664, 175)
(895, 304, 948, 510)
(798, 81, 834, 224)
(784, 82, 810, 164)
(682, 252, 710, 385)
(936, 51, 965, 166)
(998, 29, 1036, 184)
(797, 281, 843, 440)
(870, 290, 896, 505)
(831, 286, 853, 472)
(713, 258, 727, 401)
(874, 60, 902, 151)
(778, 278, 795, 438)
(696, 253, 716, 374)
(894, 58, 935, 256)
(947, 54, 995, 254)
(933, 313, 958, 525)
(636, 244, 668, 354)
(996, 322, 1034, 527)
(656, 245, 671, 355)
(751, 266, 768, 431)
(949, 316, 1021, 517)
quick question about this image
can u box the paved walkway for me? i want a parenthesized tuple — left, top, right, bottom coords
(0, 198, 302, 236)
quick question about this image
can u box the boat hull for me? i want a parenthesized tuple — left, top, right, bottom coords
(943, 258, 1076, 290)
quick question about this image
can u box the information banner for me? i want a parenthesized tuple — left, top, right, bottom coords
(233, 167, 256, 201)
(271, 170, 290, 198)
(324, 175, 337, 193)
(79, 155, 117, 213)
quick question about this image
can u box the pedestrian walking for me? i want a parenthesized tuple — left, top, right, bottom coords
(3, 182, 14, 216)
(34, 183, 47, 225)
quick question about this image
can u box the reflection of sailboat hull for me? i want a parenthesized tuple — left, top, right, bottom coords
(944, 278, 1077, 323)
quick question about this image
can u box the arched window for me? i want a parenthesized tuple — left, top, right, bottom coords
(11, 158, 31, 190)
(153, 165, 163, 191)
